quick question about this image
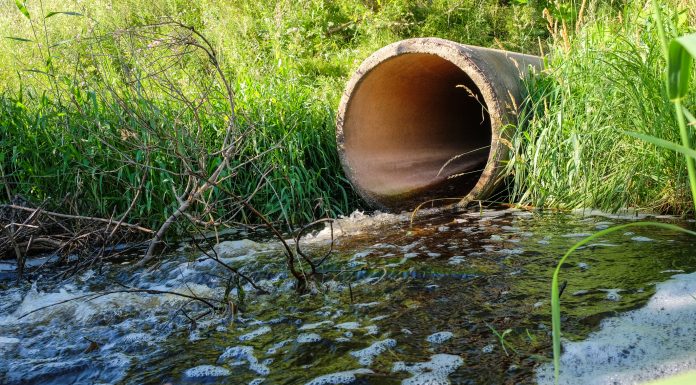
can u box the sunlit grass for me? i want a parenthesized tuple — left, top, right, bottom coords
(549, 2, 696, 383)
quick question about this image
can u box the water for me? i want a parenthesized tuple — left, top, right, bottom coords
(1, 207, 696, 385)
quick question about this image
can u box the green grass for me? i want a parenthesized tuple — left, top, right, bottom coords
(1, 0, 694, 231)
(507, 0, 696, 214)
(0, 0, 552, 229)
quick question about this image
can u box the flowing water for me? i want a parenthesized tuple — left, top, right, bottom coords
(1, 207, 696, 385)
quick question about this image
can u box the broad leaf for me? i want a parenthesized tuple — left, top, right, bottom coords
(625, 131, 696, 159)
(667, 33, 696, 99)
(14, 0, 30, 20)
(45, 11, 83, 18)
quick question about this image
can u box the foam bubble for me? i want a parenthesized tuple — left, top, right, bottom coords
(266, 339, 293, 355)
(335, 322, 360, 330)
(304, 368, 374, 385)
(448, 256, 466, 265)
(299, 320, 333, 330)
(239, 326, 271, 341)
(350, 339, 396, 366)
(426, 331, 454, 344)
(184, 365, 231, 377)
(392, 354, 464, 385)
(297, 333, 321, 344)
(219, 346, 270, 376)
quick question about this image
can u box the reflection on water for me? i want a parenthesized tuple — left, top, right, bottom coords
(1, 207, 695, 385)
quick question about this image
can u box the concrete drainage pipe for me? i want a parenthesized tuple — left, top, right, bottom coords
(336, 38, 542, 210)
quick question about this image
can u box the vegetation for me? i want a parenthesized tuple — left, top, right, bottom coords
(507, 0, 695, 213)
(550, 4, 696, 382)
(0, 0, 553, 232)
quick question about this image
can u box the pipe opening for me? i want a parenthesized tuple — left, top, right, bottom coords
(342, 53, 491, 209)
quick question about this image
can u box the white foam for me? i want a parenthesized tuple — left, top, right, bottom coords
(299, 320, 333, 330)
(219, 346, 270, 376)
(392, 354, 464, 385)
(266, 339, 293, 355)
(239, 326, 271, 341)
(350, 339, 396, 366)
(214, 239, 264, 257)
(297, 333, 321, 344)
(426, 331, 454, 344)
(304, 368, 374, 385)
(536, 271, 696, 385)
(335, 322, 360, 330)
(353, 302, 380, 309)
(562, 233, 593, 238)
(631, 236, 653, 242)
(448, 256, 466, 265)
(0, 336, 20, 344)
(184, 365, 231, 377)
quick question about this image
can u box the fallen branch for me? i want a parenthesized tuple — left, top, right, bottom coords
(1, 204, 153, 234)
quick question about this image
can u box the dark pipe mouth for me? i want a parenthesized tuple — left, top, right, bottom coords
(341, 53, 491, 209)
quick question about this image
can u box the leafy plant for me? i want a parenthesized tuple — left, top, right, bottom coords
(486, 323, 518, 356)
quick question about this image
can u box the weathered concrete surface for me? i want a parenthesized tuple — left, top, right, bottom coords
(337, 38, 542, 210)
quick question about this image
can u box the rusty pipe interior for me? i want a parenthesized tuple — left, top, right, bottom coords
(337, 38, 541, 210)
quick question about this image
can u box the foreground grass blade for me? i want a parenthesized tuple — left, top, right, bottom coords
(14, 0, 30, 20)
(551, 222, 696, 383)
(645, 370, 696, 385)
(667, 33, 696, 100)
(624, 131, 696, 159)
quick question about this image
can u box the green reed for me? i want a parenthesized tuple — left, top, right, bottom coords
(550, 2, 696, 383)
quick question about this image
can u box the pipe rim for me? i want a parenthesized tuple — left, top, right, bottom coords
(337, 37, 507, 210)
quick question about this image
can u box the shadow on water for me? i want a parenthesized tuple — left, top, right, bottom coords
(1, 207, 696, 384)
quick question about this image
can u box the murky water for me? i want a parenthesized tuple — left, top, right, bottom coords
(1, 207, 695, 385)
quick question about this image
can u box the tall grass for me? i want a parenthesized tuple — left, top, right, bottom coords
(0, 0, 551, 228)
(508, 0, 696, 214)
(549, 2, 696, 383)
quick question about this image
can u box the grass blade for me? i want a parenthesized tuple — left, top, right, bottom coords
(14, 0, 30, 20)
(668, 34, 696, 100)
(4, 36, 32, 42)
(45, 11, 83, 19)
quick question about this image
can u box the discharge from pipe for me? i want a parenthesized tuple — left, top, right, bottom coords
(336, 38, 542, 210)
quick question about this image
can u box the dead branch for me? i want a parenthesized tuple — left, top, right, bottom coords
(1, 205, 153, 234)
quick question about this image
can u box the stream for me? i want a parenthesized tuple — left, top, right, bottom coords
(2, 207, 696, 385)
